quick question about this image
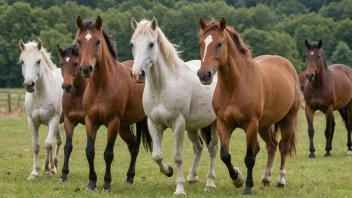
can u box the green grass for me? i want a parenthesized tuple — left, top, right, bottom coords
(1, 110, 352, 197)
(0, 88, 26, 110)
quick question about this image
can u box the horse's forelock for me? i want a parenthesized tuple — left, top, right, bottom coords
(20, 41, 57, 70)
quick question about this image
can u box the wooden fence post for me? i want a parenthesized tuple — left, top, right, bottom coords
(7, 91, 11, 113)
(17, 93, 21, 108)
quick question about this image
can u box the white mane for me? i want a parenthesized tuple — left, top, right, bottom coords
(131, 19, 183, 70)
(20, 41, 57, 70)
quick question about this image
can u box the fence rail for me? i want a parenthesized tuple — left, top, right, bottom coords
(0, 90, 25, 113)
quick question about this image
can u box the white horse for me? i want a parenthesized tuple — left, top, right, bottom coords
(19, 40, 63, 180)
(130, 17, 218, 195)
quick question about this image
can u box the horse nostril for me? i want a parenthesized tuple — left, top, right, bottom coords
(207, 71, 212, 78)
(80, 67, 83, 71)
(197, 70, 200, 77)
(67, 84, 72, 90)
(140, 70, 145, 77)
(88, 66, 93, 72)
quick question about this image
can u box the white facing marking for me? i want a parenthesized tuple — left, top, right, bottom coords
(85, 33, 92, 41)
(65, 57, 70, 62)
(202, 35, 213, 62)
(311, 52, 314, 55)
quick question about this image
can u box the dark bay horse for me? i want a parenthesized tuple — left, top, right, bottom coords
(75, 16, 152, 192)
(197, 17, 300, 195)
(304, 40, 352, 158)
(56, 44, 149, 183)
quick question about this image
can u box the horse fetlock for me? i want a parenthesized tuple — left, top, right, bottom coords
(86, 180, 97, 192)
(204, 178, 216, 192)
(233, 167, 244, 188)
(174, 184, 186, 196)
(187, 174, 199, 184)
(152, 151, 163, 162)
(102, 182, 111, 192)
(277, 169, 286, 187)
(261, 168, 272, 186)
(242, 186, 253, 195)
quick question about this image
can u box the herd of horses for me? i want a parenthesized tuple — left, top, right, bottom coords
(17, 16, 352, 195)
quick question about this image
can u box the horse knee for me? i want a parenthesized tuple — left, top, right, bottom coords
(220, 145, 231, 164)
(33, 144, 40, 154)
(104, 149, 114, 164)
(308, 129, 314, 137)
(45, 143, 53, 151)
(64, 143, 73, 154)
(173, 153, 183, 164)
(152, 151, 163, 163)
(244, 155, 255, 168)
(86, 146, 95, 160)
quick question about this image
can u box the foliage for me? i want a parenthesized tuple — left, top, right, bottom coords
(0, 0, 351, 87)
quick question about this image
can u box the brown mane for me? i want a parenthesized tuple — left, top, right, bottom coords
(201, 19, 252, 58)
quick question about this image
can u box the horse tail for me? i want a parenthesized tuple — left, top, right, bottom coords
(338, 107, 349, 129)
(136, 117, 153, 153)
(200, 125, 212, 147)
(273, 115, 299, 157)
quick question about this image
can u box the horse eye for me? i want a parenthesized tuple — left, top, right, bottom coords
(96, 40, 100, 45)
(130, 42, 134, 48)
(60, 63, 63, 67)
(198, 43, 201, 47)
(77, 40, 81, 45)
(37, 60, 41, 65)
(19, 60, 23, 65)
(217, 43, 223, 48)
(149, 42, 154, 48)
(74, 63, 78, 67)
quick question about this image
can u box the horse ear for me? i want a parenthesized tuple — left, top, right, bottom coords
(304, 39, 310, 49)
(220, 17, 226, 31)
(37, 39, 42, 50)
(56, 44, 63, 56)
(76, 16, 84, 30)
(199, 17, 207, 30)
(19, 39, 25, 51)
(150, 17, 158, 31)
(131, 17, 138, 30)
(95, 16, 102, 31)
(318, 40, 323, 48)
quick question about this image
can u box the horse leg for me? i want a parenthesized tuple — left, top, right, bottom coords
(204, 122, 218, 191)
(85, 116, 100, 191)
(218, 120, 242, 188)
(102, 118, 120, 192)
(45, 117, 60, 175)
(259, 126, 278, 187)
(119, 125, 138, 184)
(324, 107, 334, 157)
(27, 118, 40, 180)
(186, 130, 203, 185)
(305, 105, 316, 158)
(344, 102, 352, 155)
(53, 124, 63, 168)
(172, 117, 186, 195)
(242, 120, 259, 195)
(59, 117, 76, 182)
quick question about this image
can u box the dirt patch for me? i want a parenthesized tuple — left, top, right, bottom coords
(0, 107, 26, 117)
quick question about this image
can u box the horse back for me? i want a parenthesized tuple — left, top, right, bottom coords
(330, 64, 352, 109)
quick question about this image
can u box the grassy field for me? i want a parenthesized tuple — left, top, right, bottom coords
(0, 111, 352, 198)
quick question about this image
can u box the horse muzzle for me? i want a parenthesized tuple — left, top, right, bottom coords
(80, 65, 93, 78)
(131, 69, 146, 83)
(23, 81, 35, 93)
(62, 83, 74, 93)
(197, 69, 213, 85)
(306, 72, 315, 82)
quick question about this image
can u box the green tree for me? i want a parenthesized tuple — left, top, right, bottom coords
(332, 42, 352, 66)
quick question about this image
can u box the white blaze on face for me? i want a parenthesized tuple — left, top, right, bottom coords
(311, 52, 314, 55)
(85, 32, 92, 41)
(202, 35, 213, 62)
(66, 57, 70, 62)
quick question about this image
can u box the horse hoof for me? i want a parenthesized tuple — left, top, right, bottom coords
(124, 179, 134, 185)
(242, 186, 253, 195)
(347, 150, 352, 156)
(261, 178, 270, 186)
(86, 181, 97, 192)
(165, 163, 173, 177)
(187, 176, 199, 184)
(50, 168, 57, 175)
(58, 175, 67, 182)
(324, 152, 331, 157)
(204, 185, 216, 192)
(277, 182, 285, 188)
(27, 174, 38, 180)
(233, 167, 244, 188)
(308, 153, 315, 159)
(173, 191, 186, 196)
(102, 184, 111, 193)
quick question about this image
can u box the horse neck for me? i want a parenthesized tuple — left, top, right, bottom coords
(310, 65, 331, 88)
(147, 52, 178, 91)
(33, 65, 53, 97)
(217, 36, 257, 92)
(90, 42, 121, 89)
(73, 72, 88, 95)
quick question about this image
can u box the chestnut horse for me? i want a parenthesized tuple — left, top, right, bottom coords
(197, 17, 300, 195)
(56, 44, 149, 182)
(298, 71, 307, 91)
(304, 40, 352, 158)
(75, 16, 152, 192)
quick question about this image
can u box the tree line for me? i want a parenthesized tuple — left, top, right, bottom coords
(1, 0, 352, 87)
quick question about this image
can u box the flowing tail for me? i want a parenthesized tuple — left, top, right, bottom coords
(135, 117, 153, 152)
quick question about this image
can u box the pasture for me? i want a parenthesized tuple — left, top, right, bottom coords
(0, 111, 352, 197)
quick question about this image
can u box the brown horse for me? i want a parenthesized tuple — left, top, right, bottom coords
(298, 71, 307, 91)
(304, 40, 352, 158)
(197, 17, 300, 195)
(75, 16, 152, 192)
